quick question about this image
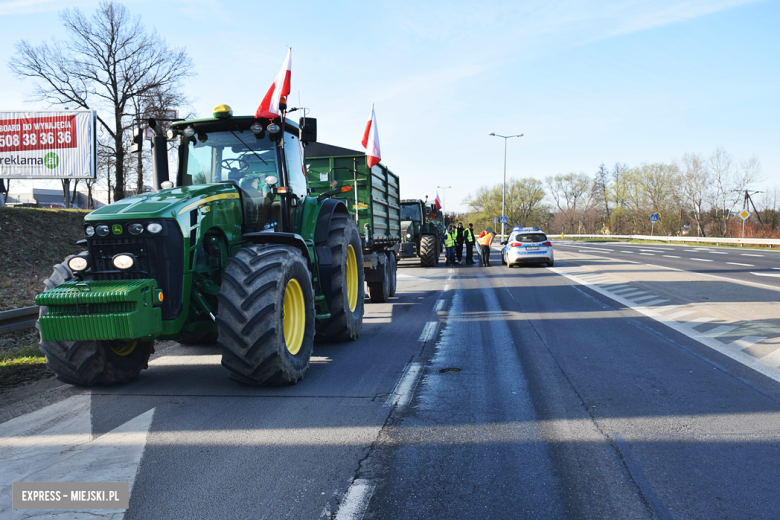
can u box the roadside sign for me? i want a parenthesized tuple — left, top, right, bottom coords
(739, 210, 750, 220)
(500, 216, 507, 223)
(650, 214, 659, 222)
(492, 217, 498, 224)
(0, 110, 96, 179)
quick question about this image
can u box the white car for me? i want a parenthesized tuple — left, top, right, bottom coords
(501, 227, 554, 267)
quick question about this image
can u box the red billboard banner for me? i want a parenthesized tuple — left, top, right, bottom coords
(0, 115, 78, 152)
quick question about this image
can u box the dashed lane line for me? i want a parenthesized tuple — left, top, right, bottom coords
(728, 262, 754, 267)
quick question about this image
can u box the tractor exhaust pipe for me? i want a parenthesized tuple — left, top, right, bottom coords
(148, 118, 170, 192)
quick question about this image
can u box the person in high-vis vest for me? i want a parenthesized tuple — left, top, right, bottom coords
(464, 223, 476, 264)
(444, 225, 457, 266)
(477, 227, 495, 267)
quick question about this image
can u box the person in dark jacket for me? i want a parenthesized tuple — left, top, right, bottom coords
(455, 223, 465, 263)
(464, 223, 476, 264)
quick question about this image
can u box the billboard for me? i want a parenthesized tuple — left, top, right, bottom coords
(0, 110, 96, 179)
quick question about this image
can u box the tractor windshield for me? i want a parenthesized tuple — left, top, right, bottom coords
(401, 203, 422, 222)
(185, 131, 279, 189)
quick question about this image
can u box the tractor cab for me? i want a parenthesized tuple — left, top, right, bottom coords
(172, 108, 308, 234)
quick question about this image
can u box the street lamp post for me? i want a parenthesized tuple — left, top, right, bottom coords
(437, 185, 451, 225)
(488, 132, 523, 240)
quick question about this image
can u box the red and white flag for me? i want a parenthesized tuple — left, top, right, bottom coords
(361, 104, 382, 168)
(255, 49, 292, 119)
(435, 192, 442, 210)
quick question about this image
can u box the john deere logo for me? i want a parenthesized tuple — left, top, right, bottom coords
(112, 224, 123, 235)
(44, 152, 59, 169)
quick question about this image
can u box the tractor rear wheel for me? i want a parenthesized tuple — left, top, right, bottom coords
(217, 245, 314, 386)
(419, 234, 437, 267)
(37, 254, 154, 386)
(315, 214, 364, 342)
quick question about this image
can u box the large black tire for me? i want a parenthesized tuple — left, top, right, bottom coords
(37, 253, 154, 386)
(368, 253, 389, 303)
(419, 234, 437, 267)
(315, 214, 364, 342)
(387, 252, 397, 297)
(217, 245, 315, 386)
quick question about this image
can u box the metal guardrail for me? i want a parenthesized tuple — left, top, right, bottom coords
(0, 306, 39, 335)
(552, 234, 780, 247)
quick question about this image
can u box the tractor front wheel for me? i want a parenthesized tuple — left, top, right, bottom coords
(217, 245, 315, 385)
(419, 235, 437, 267)
(37, 254, 154, 386)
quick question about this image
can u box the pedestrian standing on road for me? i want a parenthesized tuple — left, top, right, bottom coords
(444, 225, 457, 266)
(464, 223, 476, 264)
(477, 227, 495, 266)
(455, 223, 465, 263)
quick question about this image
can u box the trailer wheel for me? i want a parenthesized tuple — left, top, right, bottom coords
(388, 252, 397, 297)
(315, 214, 364, 342)
(419, 234, 438, 267)
(368, 253, 389, 303)
(37, 254, 154, 386)
(217, 245, 314, 386)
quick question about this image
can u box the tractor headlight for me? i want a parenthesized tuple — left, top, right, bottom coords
(68, 256, 89, 272)
(128, 223, 144, 235)
(112, 254, 135, 270)
(183, 126, 195, 138)
(406, 233, 411, 238)
(267, 123, 280, 134)
(96, 224, 110, 236)
(146, 222, 163, 234)
(85, 225, 95, 237)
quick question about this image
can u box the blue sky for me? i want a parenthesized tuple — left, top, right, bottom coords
(0, 0, 777, 213)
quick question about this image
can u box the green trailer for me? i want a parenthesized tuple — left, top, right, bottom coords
(304, 143, 400, 302)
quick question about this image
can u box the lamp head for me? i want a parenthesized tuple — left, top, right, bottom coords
(488, 133, 495, 136)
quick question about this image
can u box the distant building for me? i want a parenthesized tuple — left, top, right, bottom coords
(4, 188, 106, 210)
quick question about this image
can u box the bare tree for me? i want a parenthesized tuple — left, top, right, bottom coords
(545, 172, 593, 232)
(9, 1, 194, 202)
(593, 163, 611, 231)
(680, 152, 709, 236)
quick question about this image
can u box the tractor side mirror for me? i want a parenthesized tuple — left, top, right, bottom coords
(130, 126, 143, 153)
(299, 117, 317, 143)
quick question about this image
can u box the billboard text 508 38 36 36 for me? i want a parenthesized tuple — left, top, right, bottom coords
(0, 111, 96, 179)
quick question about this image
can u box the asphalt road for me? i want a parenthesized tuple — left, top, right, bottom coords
(3, 243, 780, 519)
(553, 240, 780, 288)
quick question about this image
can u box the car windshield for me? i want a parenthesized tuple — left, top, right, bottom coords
(512, 233, 548, 243)
(401, 204, 422, 222)
(185, 130, 278, 187)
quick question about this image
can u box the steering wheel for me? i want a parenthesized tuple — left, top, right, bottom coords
(219, 157, 250, 172)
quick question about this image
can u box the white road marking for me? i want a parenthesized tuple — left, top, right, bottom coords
(639, 249, 665, 252)
(632, 294, 663, 302)
(418, 321, 439, 343)
(688, 317, 717, 325)
(0, 396, 154, 520)
(707, 252, 728, 255)
(742, 254, 764, 257)
(663, 255, 681, 258)
(621, 251, 634, 254)
(731, 336, 767, 351)
(691, 258, 714, 262)
(639, 253, 655, 256)
(728, 262, 754, 267)
(434, 299, 446, 312)
(578, 248, 613, 253)
(443, 284, 452, 291)
(334, 479, 376, 520)
(615, 290, 648, 298)
(387, 362, 424, 408)
(751, 272, 780, 278)
(635, 299, 668, 307)
(659, 310, 696, 320)
(703, 325, 738, 337)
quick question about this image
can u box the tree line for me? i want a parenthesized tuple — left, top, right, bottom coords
(461, 147, 779, 239)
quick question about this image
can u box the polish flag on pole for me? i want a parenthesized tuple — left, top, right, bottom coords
(255, 48, 292, 119)
(435, 192, 442, 210)
(361, 104, 382, 168)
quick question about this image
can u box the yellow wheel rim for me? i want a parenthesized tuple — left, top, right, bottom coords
(346, 244, 358, 312)
(108, 341, 137, 357)
(283, 278, 306, 355)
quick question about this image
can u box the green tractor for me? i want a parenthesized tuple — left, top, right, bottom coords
(35, 104, 364, 386)
(398, 199, 444, 267)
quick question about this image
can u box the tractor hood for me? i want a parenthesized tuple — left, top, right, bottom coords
(85, 184, 240, 221)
